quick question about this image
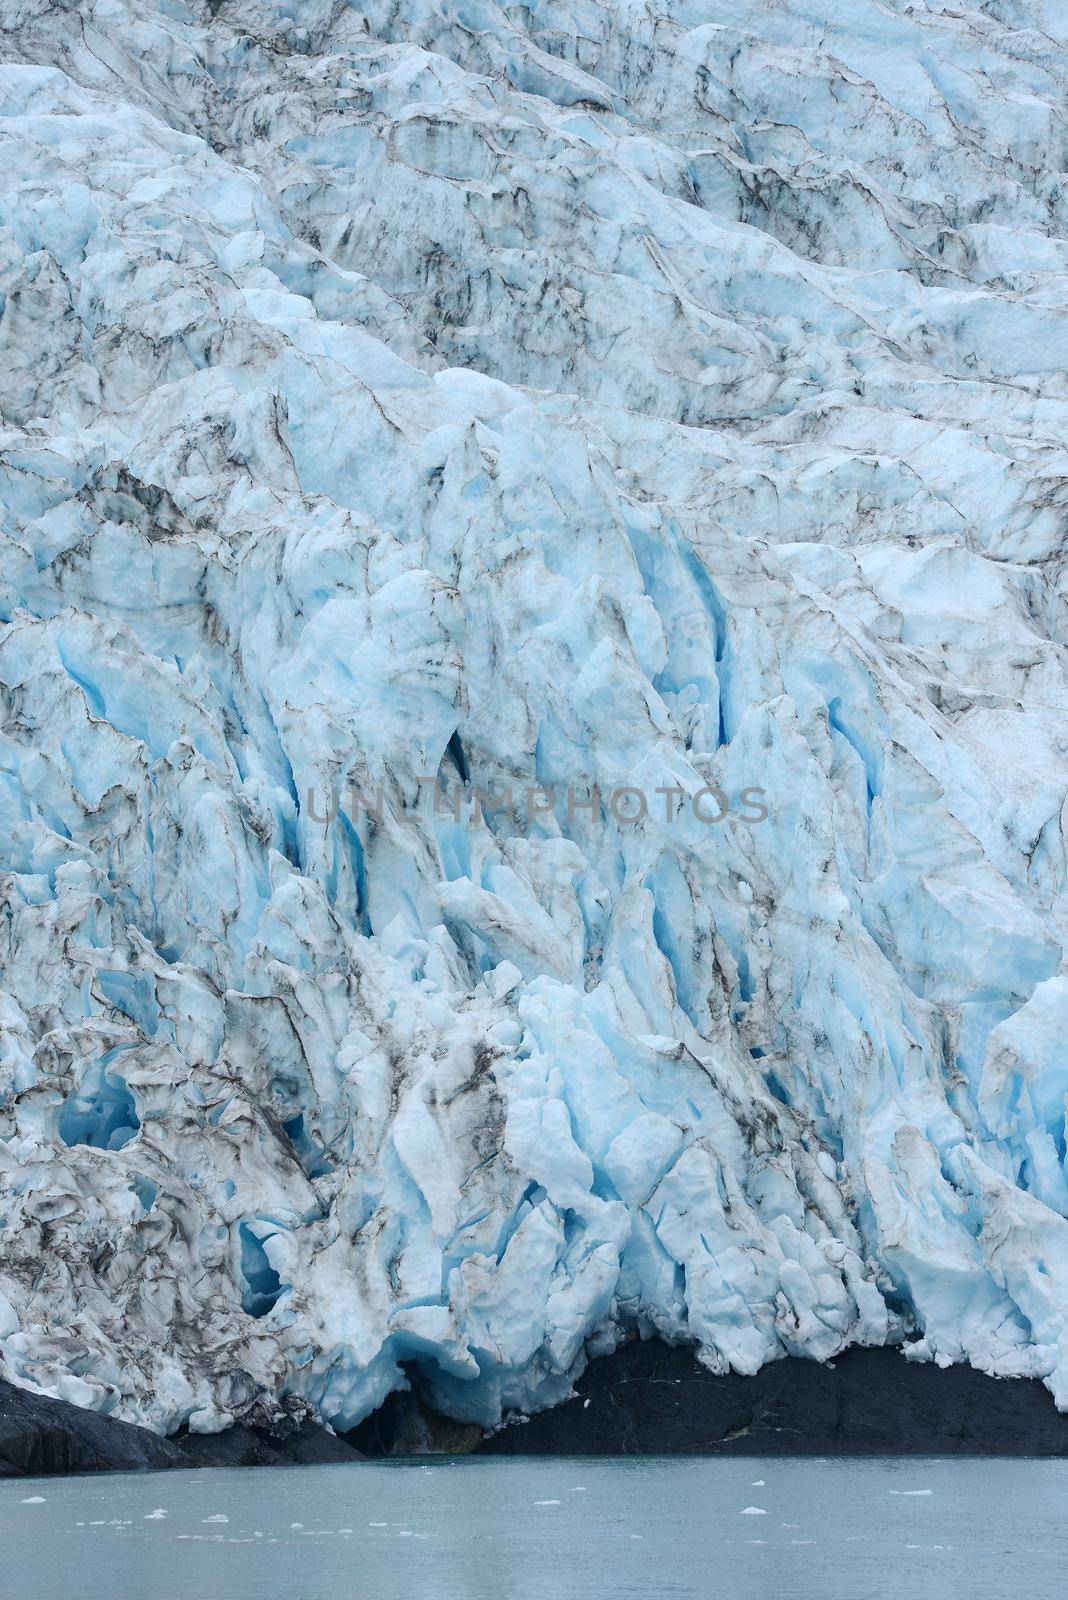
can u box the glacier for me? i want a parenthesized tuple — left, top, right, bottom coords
(1, 0, 1068, 1441)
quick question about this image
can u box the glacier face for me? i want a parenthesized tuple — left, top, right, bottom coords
(1, 0, 1068, 1436)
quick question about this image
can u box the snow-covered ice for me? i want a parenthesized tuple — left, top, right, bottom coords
(0, 0, 1068, 1441)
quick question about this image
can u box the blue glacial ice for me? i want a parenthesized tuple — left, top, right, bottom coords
(1, 0, 1068, 1436)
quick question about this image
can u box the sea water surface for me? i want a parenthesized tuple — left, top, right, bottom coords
(2, 1455, 1064, 1599)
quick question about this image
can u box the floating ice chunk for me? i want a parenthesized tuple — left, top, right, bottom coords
(741, 1507, 767, 1516)
(891, 1490, 933, 1496)
(203, 1514, 229, 1523)
(143, 1509, 167, 1520)
(21, 1496, 45, 1504)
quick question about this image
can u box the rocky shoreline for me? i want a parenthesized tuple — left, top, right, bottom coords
(4, 1341, 1068, 1478)
(0, 1382, 363, 1477)
(477, 1340, 1068, 1458)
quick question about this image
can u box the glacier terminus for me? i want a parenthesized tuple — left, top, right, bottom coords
(1, 0, 1068, 1447)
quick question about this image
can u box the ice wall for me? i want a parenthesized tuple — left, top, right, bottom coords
(0, 0, 1067, 1433)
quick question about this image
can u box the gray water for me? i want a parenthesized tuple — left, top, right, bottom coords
(2, 1456, 1065, 1600)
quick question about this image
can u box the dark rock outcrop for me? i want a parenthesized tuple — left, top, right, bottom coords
(345, 1385, 483, 1457)
(173, 1411, 362, 1468)
(0, 1382, 361, 1477)
(478, 1339, 1068, 1457)
(0, 1380, 187, 1477)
